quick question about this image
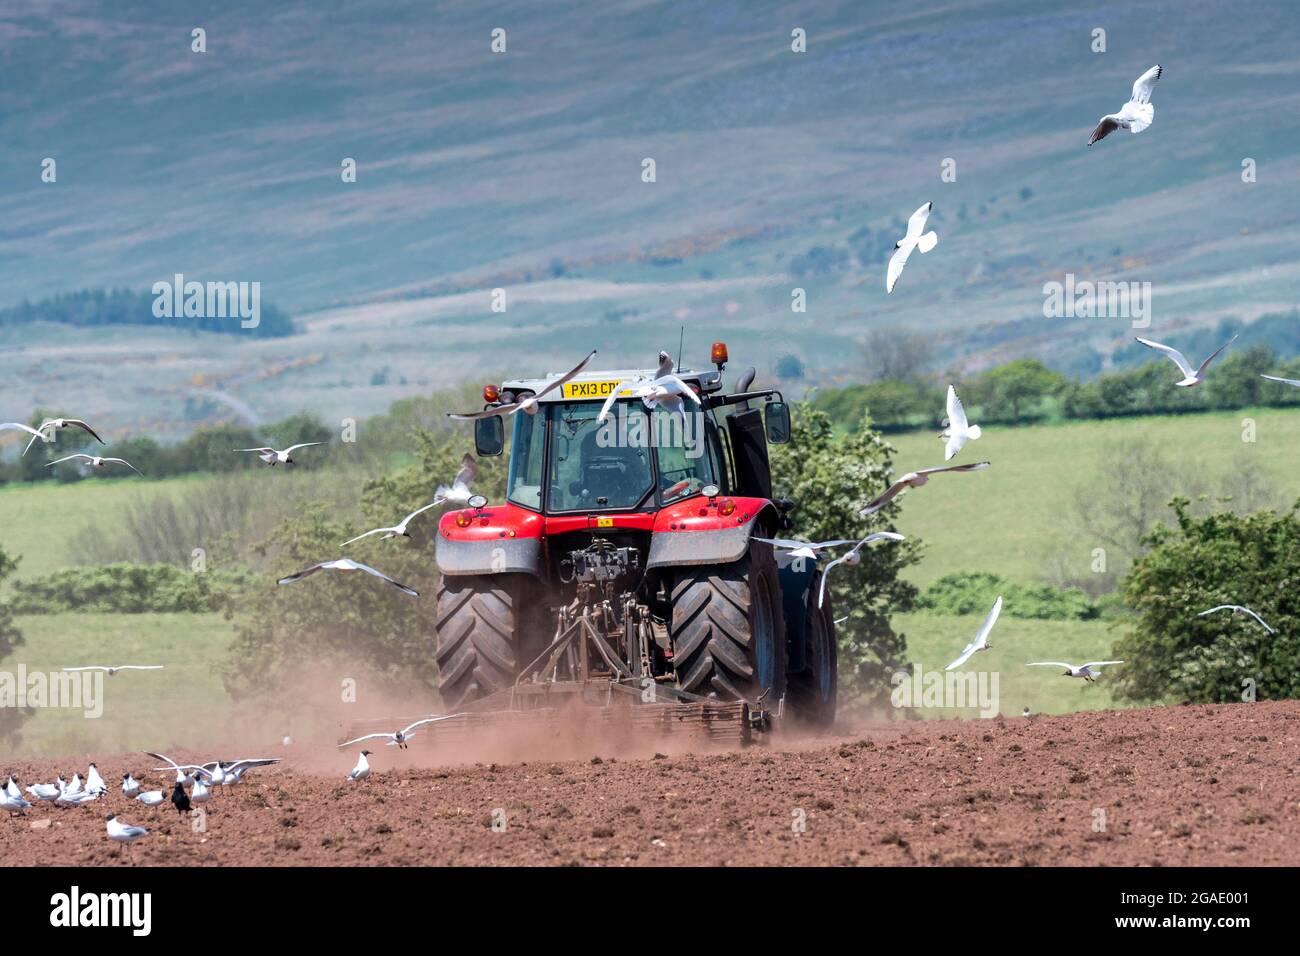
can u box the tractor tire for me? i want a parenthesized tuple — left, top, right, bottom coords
(669, 538, 787, 706)
(435, 574, 542, 709)
(786, 589, 838, 727)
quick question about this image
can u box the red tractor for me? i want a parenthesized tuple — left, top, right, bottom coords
(432, 343, 837, 738)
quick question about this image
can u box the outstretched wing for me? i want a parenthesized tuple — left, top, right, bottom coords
(536, 349, 598, 400)
(915, 461, 991, 478)
(1087, 116, 1119, 145)
(448, 404, 520, 421)
(905, 202, 933, 239)
(401, 715, 461, 735)
(1129, 64, 1161, 105)
(45, 454, 92, 468)
(1194, 334, 1238, 377)
(1261, 374, 1300, 388)
(105, 458, 143, 476)
(1081, 661, 1124, 669)
(339, 527, 391, 548)
(655, 374, 702, 405)
(1026, 662, 1074, 669)
(886, 245, 911, 294)
(337, 733, 393, 749)
(597, 382, 638, 422)
(1135, 337, 1195, 378)
(452, 454, 478, 489)
(859, 477, 911, 516)
(276, 563, 327, 585)
(350, 562, 420, 597)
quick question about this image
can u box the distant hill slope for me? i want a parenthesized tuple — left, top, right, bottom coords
(0, 288, 296, 338)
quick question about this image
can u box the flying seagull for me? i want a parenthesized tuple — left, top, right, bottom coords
(597, 352, 702, 423)
(817, 532, 906, 608)
(1135, 334, 1237, 387)
(1198, 605, 1276, 634)
(435, 454, 479, 508)
(1, 422, 47, 445)
(62, 665, 163, 675)
(1260, 374, 1300, 388)
(340, 501, 444, 548)
(886, 202, 939, 294)
(45, 453, 142, 476)
(449, 350, 597, 420)
(348, 750, 372, 781)
(143, 751, 202, 786)
(22, 417, 105, 454)
(1026, 661, 1124, 683)
(234, 442, 324, 466)
(338, 716, 460, 750)
(277, 558, 419, 597)
(941, 385, 981, 461)
(754, 537, 861, 561)
(858, 462, 991, 517)
(944, 596, 1003, 671)
(1088, 65, 1161, 145)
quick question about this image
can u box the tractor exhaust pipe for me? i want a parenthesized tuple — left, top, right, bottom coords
(735, 367, 756, 409)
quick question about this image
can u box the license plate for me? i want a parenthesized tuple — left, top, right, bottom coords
(562, 379, 622, 400)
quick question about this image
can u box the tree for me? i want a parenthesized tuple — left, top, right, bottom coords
(860, 327, 930, 383)
(967, 358, 1067, 422)
(0, 547, 30, 744)
(1113, 498, 1300, 704)
(769, 404, 919, 712)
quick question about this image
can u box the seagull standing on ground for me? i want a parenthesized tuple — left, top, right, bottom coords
(1198, 605, 1276, 634)
(277, 558, 419, 597)
(1135, 334, 1237, 387)
(105, 814, 148, 853)
(144, 751, 198, 787)
(122, 773, 141, 797)
(85, 763, 107, 796)
(597, 352, 702, 423)
(859, 462, 991, 516)
(940, 385, 982, 461)
(22, 417, 105, 454)
(886, 202, 939, 294)
(234, 442, 325, 466)
(816, 532, 906, 608)
(1, 790, 32, 815)
(1027, 661, 1124, 683)
(45, 453, 143, 476)
(348, 750, 372, 781)
(338, 716, 459, 750)
(1088, 65, 1162, 145)
(25, 779, 63, 802)
(449, 350, 597, 420)
(5, 776, 21, 799)
(944, 596, 1003, 670)
(190, 776, 211, 805)
(135, 790, 165, 807)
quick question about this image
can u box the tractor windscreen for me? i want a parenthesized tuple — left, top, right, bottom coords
(507, 400, 715, 513)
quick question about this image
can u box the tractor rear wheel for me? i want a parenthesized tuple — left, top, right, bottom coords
(669, 538, 787, 706)
(786, 591, 838, 727)
(435, 574, 543, 709)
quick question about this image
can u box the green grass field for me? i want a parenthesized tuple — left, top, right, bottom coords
(885, 406, 1300, 589)
(2, 612, 237, 756)
(894, 612, 1129, 719)
(0, 474, 212, 579)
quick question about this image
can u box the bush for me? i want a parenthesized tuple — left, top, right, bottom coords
(8, 564, 252, 614)
(1112, 498, 1300, 704)
(916, 571, 1099, 620)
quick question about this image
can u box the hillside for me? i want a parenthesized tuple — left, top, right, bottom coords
(2, 1, 1299, 435)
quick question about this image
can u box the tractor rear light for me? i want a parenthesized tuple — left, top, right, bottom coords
(718, 498, 736, 516)
(711, 341, 729, 366)
(455, 510, 473, 528)
(483, 383, 501, 403)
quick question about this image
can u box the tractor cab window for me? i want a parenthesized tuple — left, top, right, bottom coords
(547, 402, 654, 512)
(653, 407, 717, 504)
(506, 407, 546, 509)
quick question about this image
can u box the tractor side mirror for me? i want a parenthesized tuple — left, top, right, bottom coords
(764, 401, 791, 444)
(474, 416, 505, 457)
